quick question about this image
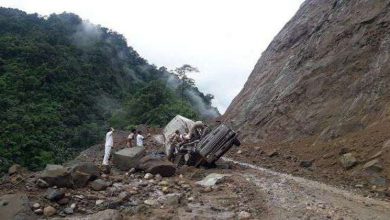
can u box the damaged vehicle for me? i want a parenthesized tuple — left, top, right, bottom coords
(163, 115, 240, 167)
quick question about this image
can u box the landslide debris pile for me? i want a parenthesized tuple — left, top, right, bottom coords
(224, 0, 390, 190)
(0, 132, 261, 219)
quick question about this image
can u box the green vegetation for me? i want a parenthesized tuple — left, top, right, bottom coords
(0, 8, 218, 173)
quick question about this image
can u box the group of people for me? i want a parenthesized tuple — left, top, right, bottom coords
(166, 121, 208, 162)
(102, 127, 145, 166)
(126, 128, 145, 148)
(102, 121, 208, 166)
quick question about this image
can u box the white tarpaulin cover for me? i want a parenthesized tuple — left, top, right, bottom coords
(163, 115, 195, 154)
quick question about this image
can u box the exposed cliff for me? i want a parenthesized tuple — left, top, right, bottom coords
(224, 0, 390, 144)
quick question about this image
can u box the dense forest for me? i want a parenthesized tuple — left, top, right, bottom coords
(0, 8, 219, 173)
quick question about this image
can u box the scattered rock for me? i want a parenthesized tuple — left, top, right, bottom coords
(118, 191, 129, 201)
(201, 187, 213, 193)
(95, 199, 104, 205)
(36, 179, 49, 188)
(162, 186, 169, 194)
(159, 180, 169, 186)
(300, 160, 314, 168)
(368, 174, 387, 187)
(155, 174, 162, 181)
(32, 203, 40, 209)
(339, 153, 357, 169)
(355, 184, 364, 188)
(57, 197, 70, 205)
(0, 193, 36, 220)
(113, 147, 146, 171)
(267, 150, 278, 157)
(196, 173, 231, 187)
(236, 150, 242, 154)
(8, 164, 22, 175)
(128, 168, 136, 174)
(90, 179, 109, 191)
(95, 200, 104, 205)
(44, 206, 57, 217)
(73, 195, 85, 200)
(157, 193, 181, 206)
(40, 164, 73, 188)
(64, 207, 74, 215)
(144, 173, 154, 180)
(138, 155, 176, 177)
(144, 199, 159, 207)
(363, 159, 383, 173)
(34, 209, 43, 215)
(238, 211, 251, 220)
(45, 188, 65, 201)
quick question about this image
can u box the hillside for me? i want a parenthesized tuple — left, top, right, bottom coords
(0, 8, 218, 172)
(224, 1, 390, 188)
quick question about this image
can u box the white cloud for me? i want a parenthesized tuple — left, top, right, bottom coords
(0, 0, 304, 112)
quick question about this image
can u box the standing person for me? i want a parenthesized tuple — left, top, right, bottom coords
(136, 130, 145, 147)
(102, 127, 114, 166)
(127, 129, 136, 147)
(167, 130, 184, 161)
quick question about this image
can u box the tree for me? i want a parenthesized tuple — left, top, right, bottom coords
(172, 64, 199, 105)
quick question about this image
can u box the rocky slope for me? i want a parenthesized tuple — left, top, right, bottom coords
(224, 0, 390, 188)
(225, 0, 390, 144)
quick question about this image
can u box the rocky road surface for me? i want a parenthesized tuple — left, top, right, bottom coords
(3, 127, 390, 220)
(224, 157, 390, 220)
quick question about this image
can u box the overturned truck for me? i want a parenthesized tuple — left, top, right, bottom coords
(163, 115, 240, 167)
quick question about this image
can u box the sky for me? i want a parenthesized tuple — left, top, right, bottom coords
(0, 0, 304, 113)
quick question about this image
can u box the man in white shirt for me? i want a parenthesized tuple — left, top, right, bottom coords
(136, 130, 144, 147)
(102, 127, 114, 166)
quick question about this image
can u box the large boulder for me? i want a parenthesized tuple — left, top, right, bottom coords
(70, 162, 100, 179)
(138, 154, 176, 177)
(0, 193, 37, 220)
(70, 162, 100, 188)
(113, 147, 146, 171)
(71, 171, 91, 188)
(40, 164, 73, 188)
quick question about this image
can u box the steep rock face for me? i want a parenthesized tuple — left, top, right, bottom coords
(224, 0, 390, 144)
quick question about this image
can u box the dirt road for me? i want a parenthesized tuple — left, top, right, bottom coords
(223, 157, 390, 220)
